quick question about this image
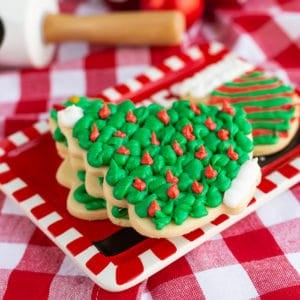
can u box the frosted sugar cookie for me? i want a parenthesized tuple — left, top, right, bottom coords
(100, 100, 261, 238)
(170, 54, 299, 156)
(208, 70, 299, 156)
(51, 97, 261, 237)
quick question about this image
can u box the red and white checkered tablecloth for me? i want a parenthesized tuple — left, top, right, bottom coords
(0, 0, 299, 299)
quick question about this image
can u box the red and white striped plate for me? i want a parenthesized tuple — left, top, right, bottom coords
(0, 43, 299, 291)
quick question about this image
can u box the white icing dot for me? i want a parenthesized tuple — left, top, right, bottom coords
(57, 105, 84, 128)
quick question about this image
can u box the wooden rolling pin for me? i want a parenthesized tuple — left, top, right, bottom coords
(44, 10, 185, 46)
(0, 0, 185, 69)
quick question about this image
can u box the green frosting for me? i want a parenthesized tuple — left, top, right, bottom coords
(73, 184, 106, 210)
(111, 206, 129, 219)
(77, 170, 86, 182)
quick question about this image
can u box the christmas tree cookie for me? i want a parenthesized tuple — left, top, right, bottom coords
(171, 56, 299, 156)
(51, 97, 261, 238)
(209, 70, 299, 156)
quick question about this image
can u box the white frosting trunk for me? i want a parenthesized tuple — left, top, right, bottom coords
(223, 158, 261, 208)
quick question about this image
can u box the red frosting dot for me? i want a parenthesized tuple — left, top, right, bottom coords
(182, 124, 195, 140)
(167, 184, 179, 199)
(205, 117, 216, 130)
(166, 169, 179, 184)
(192, 181, 203, 194)
(173, 140, 183, 156)
(195, 145, 207, 160)
(126, 110, 137, 123)
(157, 109, 170, 125)
(99, 103, 111, 119)
(222, 100, 235, 115)
(141, 152, 153, 165)
(89, 124, 100, 142)
(227, 146, 239, 160)
(204, 164, 217, 179)
(114, 130, 126, 138)
(151, 132, 160, 145)
(190, 103, 201, 115)
(133, 178, 146, 191)
(148, 200, 160, 217)
(217, 129, 229, 140)
(117, 146, 130, 155)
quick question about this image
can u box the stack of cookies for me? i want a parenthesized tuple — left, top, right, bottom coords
(49, 96, 261, 238)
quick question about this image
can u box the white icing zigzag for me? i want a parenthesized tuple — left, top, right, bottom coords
(171, 53, 254, 99)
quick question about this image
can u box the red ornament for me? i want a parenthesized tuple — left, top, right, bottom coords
(190, 102, 201, 115)
(173, 140, 183, 156)
(227, 146, 239, 160)
(167, 184, 179, 199)
(205, 117, 216, 130)
(114, 130, 126, 138)
(133, 178, 146, 191)
(222, 100, 235, 115)
(192, 181, 203, 194)
(117, 146, 130, 155)
(157, 109, 170, 125)
(103, 0, 139, 10)
(141, 152, 153, 165)
(126, 110, 137, 123)
(89, 124, 99, 142)
(151, 132, 160, 145)
(99, 103, 111, 119)
(140, 0, 204, 28)
(182, 124, 195, 140)
(204, 164, 217, 179)
(217, 129, 229, 140)
(195, 145, 207, 160)
(148, 200, 161, 217)
(166, 169, 179, 184)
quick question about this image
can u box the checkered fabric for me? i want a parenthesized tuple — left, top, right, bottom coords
(0, 0, 299, 299)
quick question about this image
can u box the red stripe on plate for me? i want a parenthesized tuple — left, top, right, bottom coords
(31, 202, 53, 219)
(47, 218, 72, 237)
(0, 138, 16, 153)
(23, 126, 41, 140)
(135, 74, 151, 85)
(0, 170, 16, 184)
(97, 94, 111, 103)
(116, 257, 144, 285)
(211, 214, 229, 225)
(183, 228, 205, 241)
(115, 84, 131, 95)
(150, 239, 177, 260)
(257, 177, 277, 193)
(12, 186, 36, 202)
(67, 236, 92, 256)
(158, 64, 172, 74)
(177, 52, 194, 63)
(86, 252, 111, 275)
(278, 163, 299, 179)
